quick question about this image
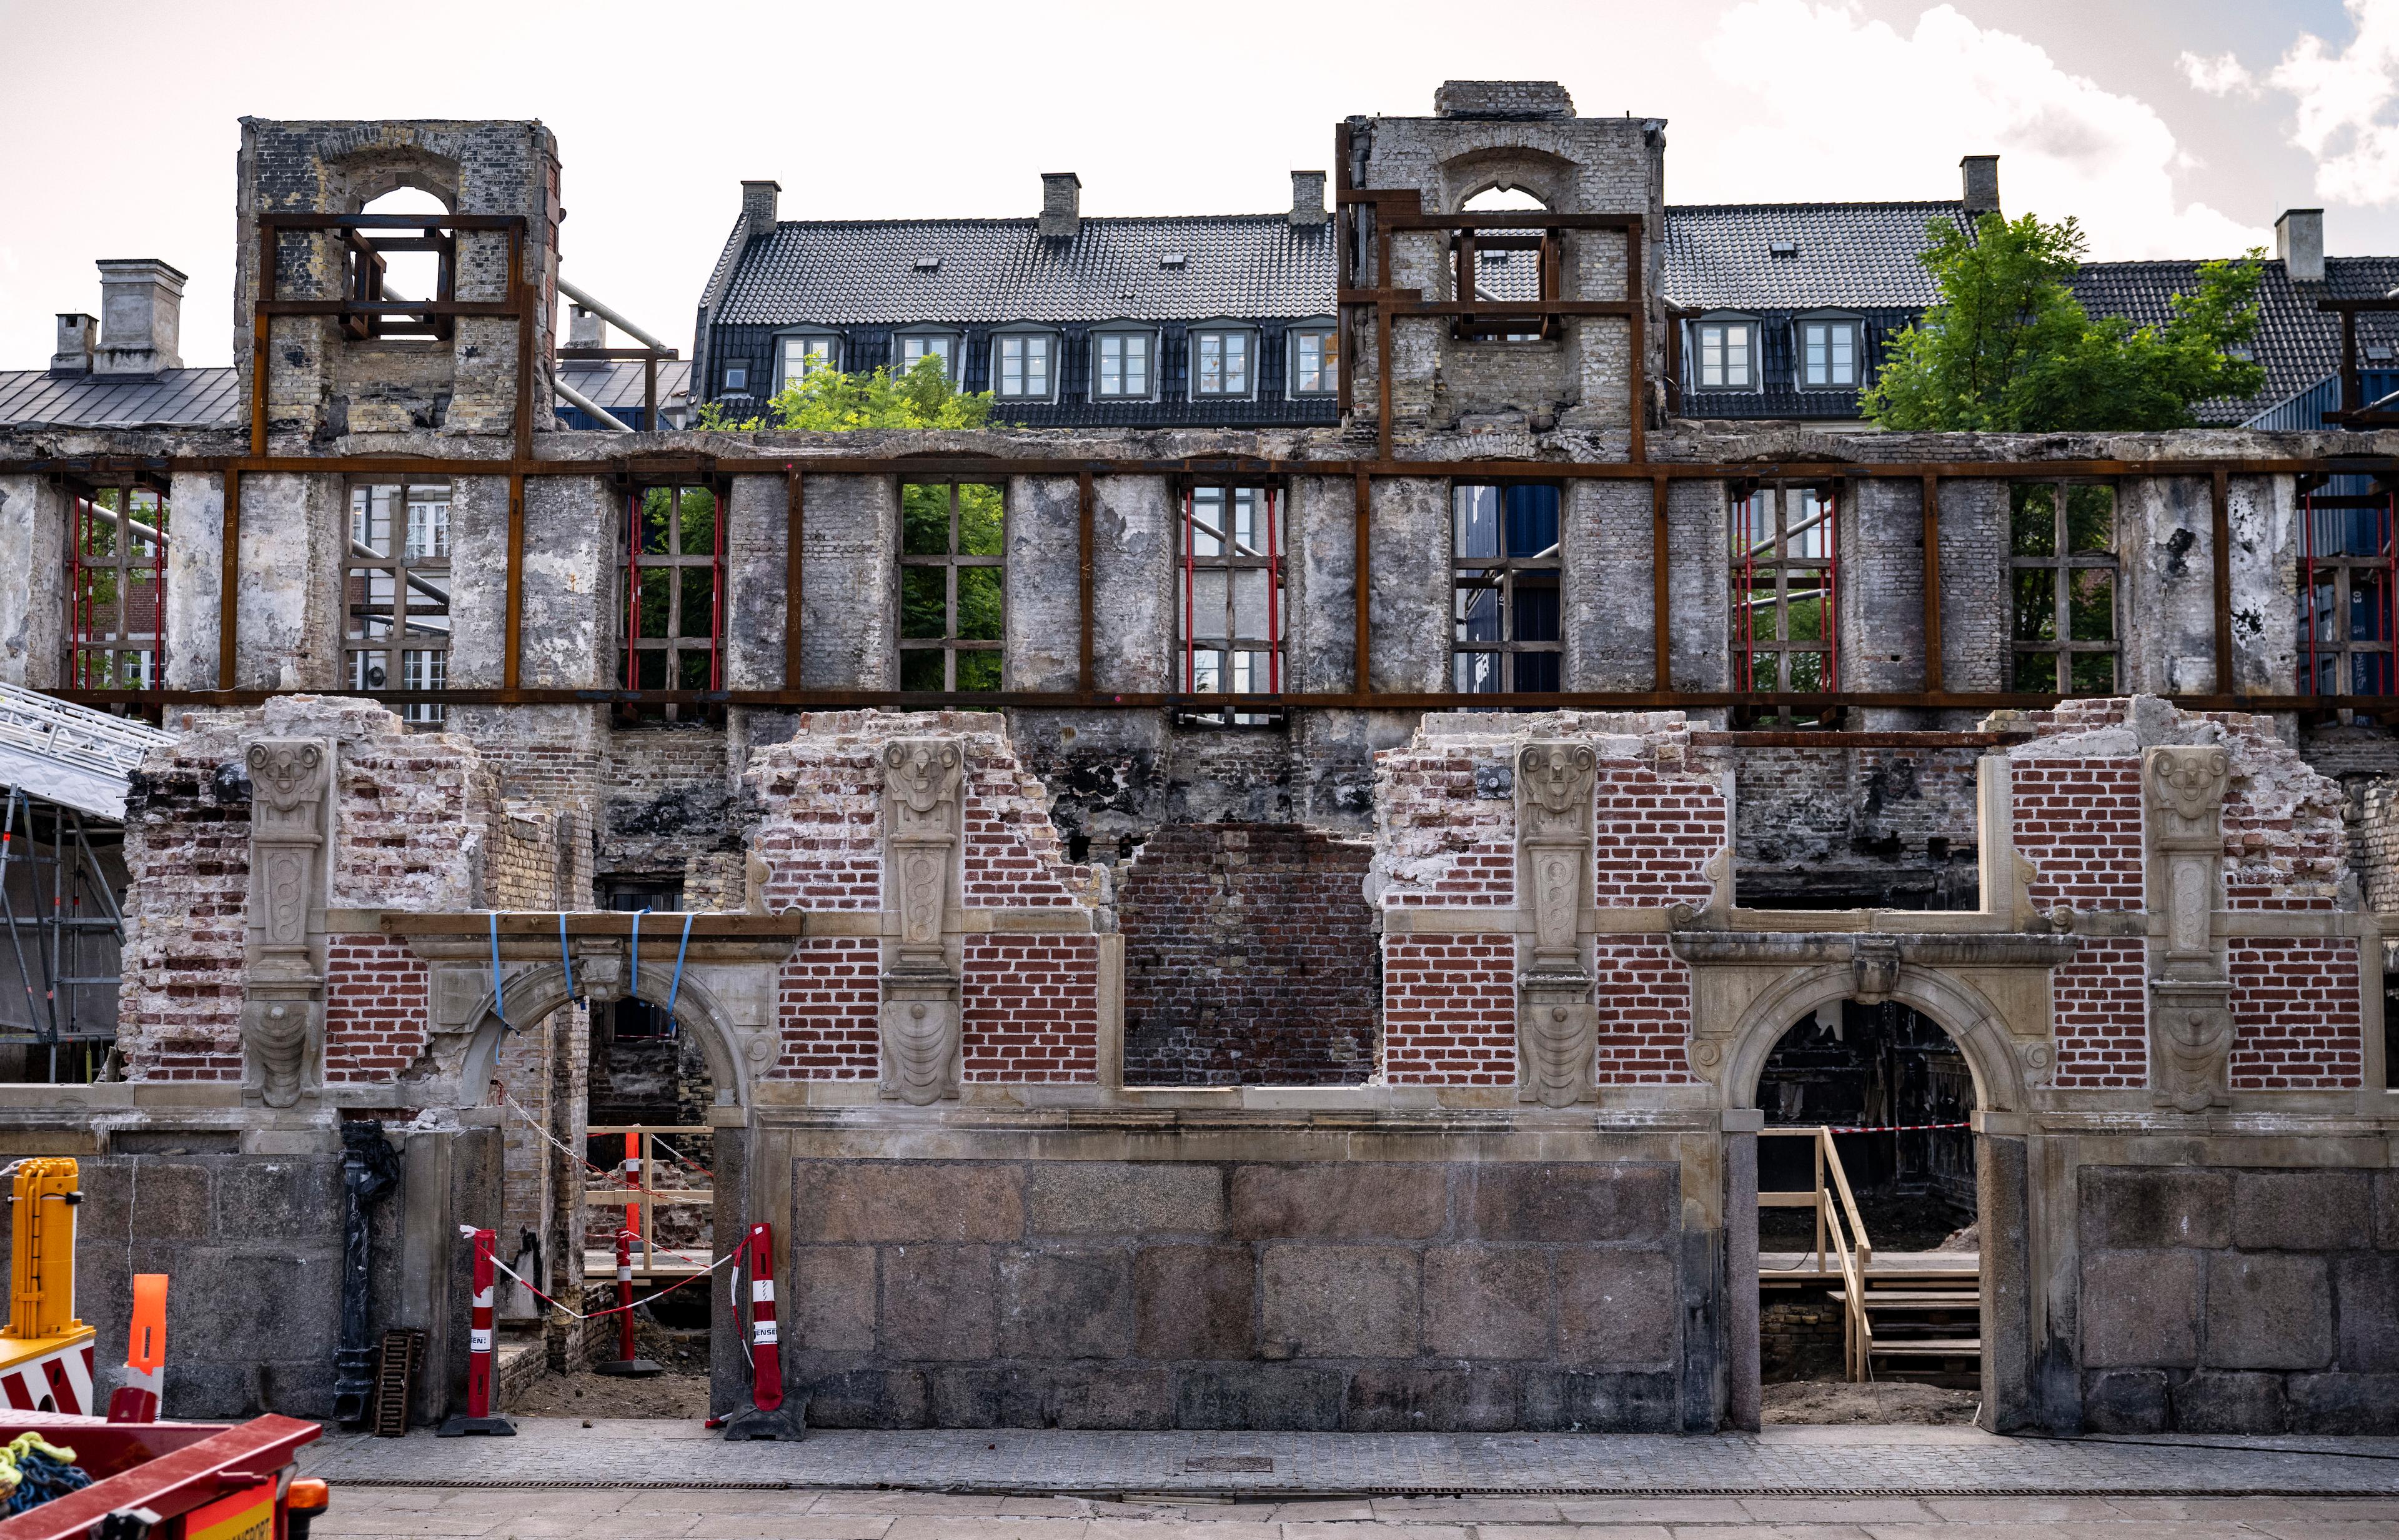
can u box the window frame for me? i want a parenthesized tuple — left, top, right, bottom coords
(1729, 481, 1839, 705)
(1190, 325, 1259, 400)
(1794, 314, 1864, 390)
(620, 479, 728, 722)
(893, 329, 961, 382)
(1692, 314, 1759, 392)
(1450, 482, 1564, 697)
(2298, 479, 2399, 699)
(342, 479, 454, 724)
(64, 478, 169, 693)
(2007, 480, 2120, 697)
(897, 479, 1007, 693)
(1177, 482, 1286, 727)
(772, 330, 841, 392)
(1288, 321, 1338, 398)
(1453, 232, 1556, 344)
(1090, 325, 1160, 402)
(990, 329, 1060, 403)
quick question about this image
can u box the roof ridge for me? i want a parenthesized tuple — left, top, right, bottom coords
(767, 214, 1305, 230)
(1664, 199, 1965, 212)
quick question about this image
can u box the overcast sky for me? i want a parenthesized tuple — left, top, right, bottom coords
(1, 0, 2394, 369)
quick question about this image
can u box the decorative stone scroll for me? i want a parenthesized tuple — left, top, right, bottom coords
(880, 738, 964, 1105)
(242, 738, 330, 1107)
(1516, 742, 1598, 1107)
(2142, 744, 2233, 1112)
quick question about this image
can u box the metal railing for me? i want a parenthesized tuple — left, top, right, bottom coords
(582, 1124, 712, 1276)
(1761, 1125, 1877, 1379)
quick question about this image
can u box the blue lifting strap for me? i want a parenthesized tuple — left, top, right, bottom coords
(630, 908, 648, 998)
(489, 912, 513, 1033)
(558, 912, 577, 1004)
(665, 912, 695, 1031)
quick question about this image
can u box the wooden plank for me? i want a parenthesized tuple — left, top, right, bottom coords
(1078, 469, 1095, 698)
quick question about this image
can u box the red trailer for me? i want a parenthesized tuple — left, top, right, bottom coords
(0, 1410, 326, 1540)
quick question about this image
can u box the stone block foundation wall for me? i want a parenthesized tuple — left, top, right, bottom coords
(785, 1158, 1689, 1432)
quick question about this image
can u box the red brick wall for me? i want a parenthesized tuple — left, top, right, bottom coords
(748, 741, 882, 913)
(323, 933, 432, 1081)
(962, 934, 1099, 1082)
(771, 937, 880, 1080)
(2229, 940, 2365, 1088)
(2050, 938, 2148, 1089)
(1593, 938, 1698, 1085)
(961, 754, 1089, 908)
(1121, 825, 1376, 1086)
(120, 748, 251, 1081)
(1374, 748, 1514, 907)
(1383, 934, 1516, 1084)
(2010, 759, 2145, 912)
(1592, 761, 1725, 906)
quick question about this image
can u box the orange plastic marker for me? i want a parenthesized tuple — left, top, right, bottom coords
(106, 1273, 167, 1422)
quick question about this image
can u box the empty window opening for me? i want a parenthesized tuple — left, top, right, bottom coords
(995, 334, 1055, 400)
(900, 480, 1004, 692)
(347, 187, 454, 342)
(1453, 484, 1561, 694)
(1290, 328, 1337, 396)
(1732, 484, 1838, 713)
(1697, 320, 1757, 389)
(2298, 479, 2397, 697)
(1798, 319, 1860, 388)
(1192, 330, 1254, 397)
(67, 482, 167, 692)
(2009, 482, 2117, 695)
(1453, 194, 1556, 344)
(622, 484, 723, 720)
(1094, 332, 1153, 399)
(344, 482, 452, 723)
(1178, 485, 1284, 726)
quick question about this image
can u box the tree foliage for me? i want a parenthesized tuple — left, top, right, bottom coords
(695, 354, 997, 430)
(1860, 213, 2267, 432)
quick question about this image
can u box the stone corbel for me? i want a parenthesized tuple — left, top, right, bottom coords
(880, 738, 965, 1105)
(2142, 744, 2233, 1111)
(1516, 741, 1598, 1107)
(242, 738, 330, 1108)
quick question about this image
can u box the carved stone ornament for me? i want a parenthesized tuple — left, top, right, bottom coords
(247, 740, 329, 842)
(2150, 981, 2234, 1113)
(242, 984, 317, 1110)
(1851, 936, 1902, 1005)
(2140, 745, 2234, 1108)
(242, 737, 330, 1107)
(1517, 742, 1598, 847)
(1518, 990, 1597, 1108)
(880, 737, 966, 1104)
(1514, 742, 1599, 1107)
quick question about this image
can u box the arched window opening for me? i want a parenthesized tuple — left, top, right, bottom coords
(351, 187, 454, 340)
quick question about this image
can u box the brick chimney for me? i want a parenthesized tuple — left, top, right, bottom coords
(2278, 208, 2325, 284)
(1040, 172, 1081, 241)
(1290, 171, 1328, 228)
(93, 259, 185, 375)
(50, 313, 96, 375)
(740, 179, 780, 241)
(1960, 156, 2000, 219)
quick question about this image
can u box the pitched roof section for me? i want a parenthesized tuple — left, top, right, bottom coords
(557, 357, 693, 412)
(2070, 256, 2399, 424)
(0, 367, 241, 429)
(713, 216, 1338, 327)
(1661, 202, 1969, 310)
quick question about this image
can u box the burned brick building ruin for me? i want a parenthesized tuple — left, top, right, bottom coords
(0, 84, 2393, 1439)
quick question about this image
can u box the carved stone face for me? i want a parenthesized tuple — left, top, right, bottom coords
(1517, 742, 1597, 843)
(2145, 745, 2231, 825)
(246, 739, 328, 841)
(883, 739, 964, 842)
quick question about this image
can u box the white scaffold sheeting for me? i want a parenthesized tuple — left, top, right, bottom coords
(0, 680, 177, 821)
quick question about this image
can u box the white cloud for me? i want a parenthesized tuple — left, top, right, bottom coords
(2178, 50, 2259, 99)
(2267, 0, 2399, 204)
(1704, 1, 2266, 259)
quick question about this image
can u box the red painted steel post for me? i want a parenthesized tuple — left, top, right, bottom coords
(437, 1227, 514, 1435)
(615, 1227, 638, 1364)
(720, 1219, 799, 1439)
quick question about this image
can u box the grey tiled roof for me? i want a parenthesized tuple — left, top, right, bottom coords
(0, 367, 240, 429)
(2071, 256, 2399, 425)
(556, 357, 692, 411)
(713, 216, 1338, 326)
(1661, 202, 1969, 310)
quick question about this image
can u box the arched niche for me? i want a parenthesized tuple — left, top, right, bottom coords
(1437, 146, 1579, 215)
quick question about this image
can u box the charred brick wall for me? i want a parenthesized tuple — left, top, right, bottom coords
(1120, 825, 1376, 1086)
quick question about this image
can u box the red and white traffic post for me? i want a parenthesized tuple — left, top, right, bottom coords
(437, 1226, 515, 1436)
(720, 1221, 800, 1440)
(594, 1226, 660, 1378)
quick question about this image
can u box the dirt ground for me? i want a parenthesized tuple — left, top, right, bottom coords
(1761, 1379, 1981, 1425)
(505, 1318, 714, 1420)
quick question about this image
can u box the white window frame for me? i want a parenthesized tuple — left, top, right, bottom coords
(1693, 315, 1757, 391)
(894, 330, 960, 381)
(1288, 323, 1338, 398)
(992, 330, 1058, 402)
(774, 332, 840, 392)
(722, 362, 748, 393)
(1796, 315, 1862, 389)
(1091, 327, 1158, 401)
(1191, 325, 1258, 400)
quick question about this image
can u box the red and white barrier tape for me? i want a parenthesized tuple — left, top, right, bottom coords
(481, 1236, 737, 1322)
(1819, 1121, 1972, 1134)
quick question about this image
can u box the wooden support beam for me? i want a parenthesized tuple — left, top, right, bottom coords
(1920, 474, 1943, 695)
(1626, 223, 1646, 465)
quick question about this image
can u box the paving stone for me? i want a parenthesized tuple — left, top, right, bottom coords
(2169, 1369, 2287, 1433)
(2077, 1168, 2231, 1250)
(1420, 1249, 1549, 1359)
(2232, 1171, 2374, 1252)
(1259, 1246, 1418, 1359)
(1343, 1365, 1523, 1431)
(1228, 1166, 1446, 1241)
(1135, 1246, 1256, 1360)
(882, 1246, 998, 1360)
(2205, 1252, 2333, 1371)
(999, 1248, 1135, 1360)
(2080, 1250, 2201, 1368)
(798, 1164, 1026, 1244)
(1461, 1165, 1674, 1243)
(796, 1246, 878, 1352)
(1025, 1165, 1224, 1238)
(1556, 1249, 1677, 1368)
(2335, 1254, 2399, 1372)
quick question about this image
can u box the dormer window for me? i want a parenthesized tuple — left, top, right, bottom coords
(994, 331, 1057, 400)
(1696, 318, 1756, 390)
(1289, 324, 1338, 397)
(1193, 327, 1255, 398)
(896, 331, 960, 380)
(1797, 318, 1861, 389)
(1093, 329, 1156, 399)
(775, 332, 839, 390)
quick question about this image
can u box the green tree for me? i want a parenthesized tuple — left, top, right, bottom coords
(696, 354, 998, 430)
(1860, 213, 2266, 432)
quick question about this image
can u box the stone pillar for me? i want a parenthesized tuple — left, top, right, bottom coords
(2143, 745, 2232, 1110)
(1723, 1109, 1762, 1432)
(1516, 742, 1598, 1106)
(1977, 1126, 2036, 1431)
(242, 738, 330, 1107)
(880, 738, 963, 1104)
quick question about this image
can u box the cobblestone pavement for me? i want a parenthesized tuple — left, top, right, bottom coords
(308, 1486, 2399, 1539)
(300, 1418, 2399, 1499)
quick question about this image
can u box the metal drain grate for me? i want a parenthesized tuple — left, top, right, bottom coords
(1183, 1457, 1276, 1474)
